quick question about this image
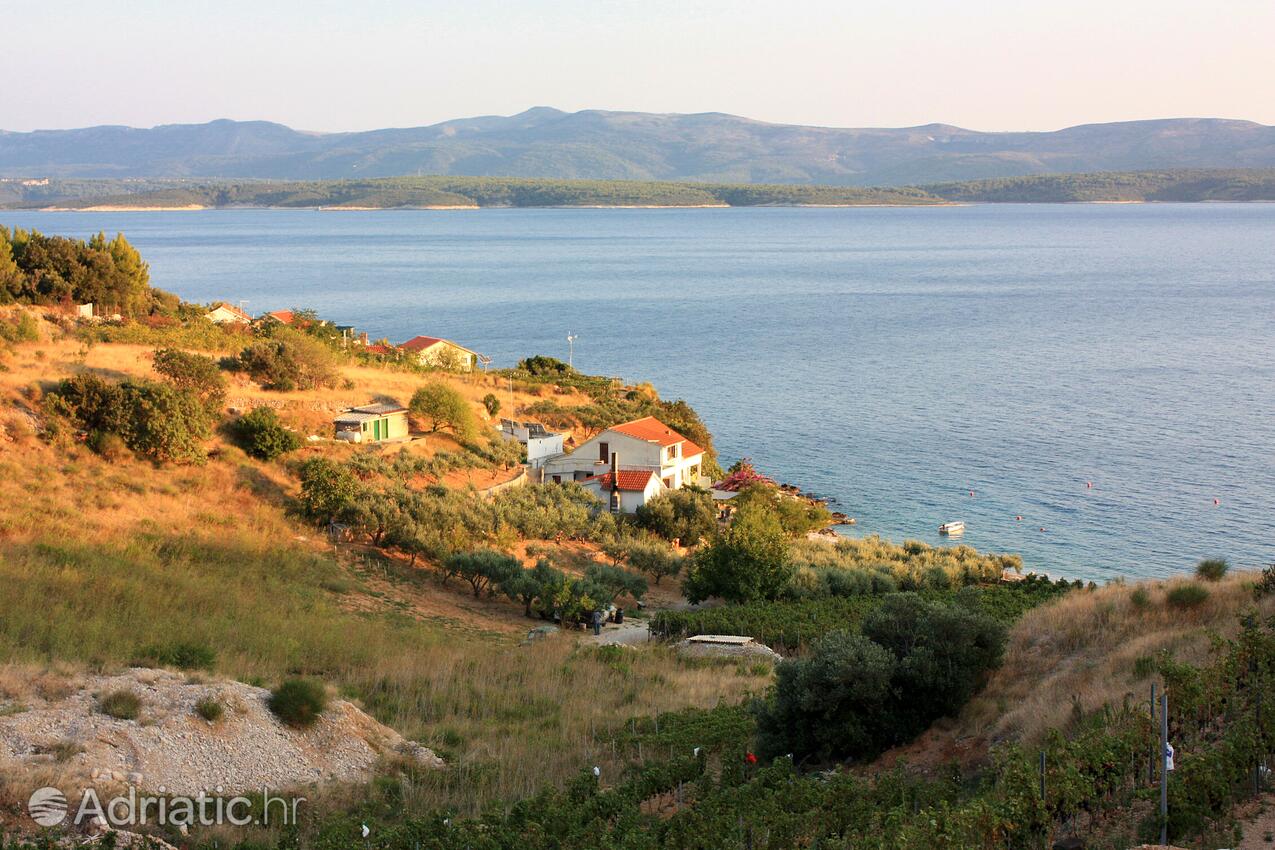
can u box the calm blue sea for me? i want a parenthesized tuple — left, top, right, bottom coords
(6, 204, 1274, 581)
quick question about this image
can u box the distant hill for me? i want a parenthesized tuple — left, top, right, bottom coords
(2, 109, 1275, 185)
(3, 169, 1274, 210)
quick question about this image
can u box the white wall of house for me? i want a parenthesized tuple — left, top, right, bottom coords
(499, 430, 565, 468)
(581, 475, 664, 513)
(542, 428, 704, 489)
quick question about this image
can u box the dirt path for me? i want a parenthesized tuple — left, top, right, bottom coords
(592, 622, 652, 646)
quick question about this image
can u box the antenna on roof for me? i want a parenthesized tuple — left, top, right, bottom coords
(566, 333, 577, 369)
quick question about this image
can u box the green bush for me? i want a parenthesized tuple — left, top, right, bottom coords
(754, 593, 1006, 762)
(1194, 558, 1229, 582)
(152, 347, 226, 415)
(232, 327, 337, 391)
(633, 488, 716, 545)
(1130, 587, 1152, 610)
(1167, 583, 1210, 609)
(443, 549, 521, 598)
(268, 678, 328, 728)
(683, 500, 792, 604)
(409, 380, 478, 441)
(0, 311, 39, 343)
(98, 689, 142, 720)
(234, 406, 302, 460)
(482, 393, 501, 417)
(195, 697, 224, 722)
(50, 374, 211, 464)
(137, 640, 216, 671)
(298, 457, 361, 523)
(622, 538, 683, 585)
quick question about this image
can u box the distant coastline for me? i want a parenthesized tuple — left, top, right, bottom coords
(5, 168, 1275, 211)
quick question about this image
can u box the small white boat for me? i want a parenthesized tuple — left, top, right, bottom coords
(938, 521, 965, 535)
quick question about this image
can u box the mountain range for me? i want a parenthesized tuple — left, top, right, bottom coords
(3, 108, 1275, 185)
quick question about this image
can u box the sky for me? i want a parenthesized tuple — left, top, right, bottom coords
(3, 0, 1274, 133)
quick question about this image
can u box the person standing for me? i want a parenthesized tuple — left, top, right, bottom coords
(591, 609, 602, 636)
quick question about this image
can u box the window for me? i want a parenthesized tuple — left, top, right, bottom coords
(552, 475, 561, 484)
(598, 441, 609, 462)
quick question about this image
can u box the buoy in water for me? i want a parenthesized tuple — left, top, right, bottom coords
(1086, 481, 1093, 489)
(1015, 515, 1022, 521)
(969, 490, 975, 497)
(1213, 498, 1220, 506)
(1039, 527, 1046, 532)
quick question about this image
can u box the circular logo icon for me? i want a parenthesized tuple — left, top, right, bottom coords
(28, 787, 68, 827)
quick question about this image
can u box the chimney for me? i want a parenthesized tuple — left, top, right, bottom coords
(610, 451, 621, 513)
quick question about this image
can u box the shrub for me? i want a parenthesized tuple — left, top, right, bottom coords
(51, 374, 211, 464)
(268, 678, 328, 728)
(153, 348, 227, 415)
(517, 355, 574, 378)
(410, 381, 478, 441)
(443, 549, 521, 598)
(88, 430, 130, 461)
(234, 406, 302, 460)
(1167, 583, 1210, 609)
(634, 488, 716, 545)
(1194, 558, 1229, 582)
(623, 539, 683, 585)
(731, 482, 832, 537)
(299, 457, 361, 523)
(233, 327, 337, 391)
(0, 311, 39, 343)
(754, 593, 1006, 762)
(137, 640, 216, 671)
(1130, 587, 1152, 610)
(482, 393, 501, 417)
(194, 697, 224, 722)
(683, 500, 792, 603)
(98, 689, 142, 720)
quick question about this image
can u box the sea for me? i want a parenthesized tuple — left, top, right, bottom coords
(5, 203, 1273, 582)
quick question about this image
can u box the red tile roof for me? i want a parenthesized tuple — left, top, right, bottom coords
(583, 469, 659, 492)
(608, 416, 704, 457)
(264, 309, 296, 324)
(365, 343, 394, 355)
(399, 335, 446, 352)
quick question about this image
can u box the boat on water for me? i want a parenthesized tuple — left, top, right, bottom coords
(938, 521, 966, 535)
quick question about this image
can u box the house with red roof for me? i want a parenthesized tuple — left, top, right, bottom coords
(580, 468, 665, 514)
(399, 335, 485, 372)
(542, 416, 707, 511)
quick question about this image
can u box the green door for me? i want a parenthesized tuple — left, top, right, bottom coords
(373, 419, 383, 441)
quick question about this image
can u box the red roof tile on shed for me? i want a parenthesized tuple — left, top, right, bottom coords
(608, 416, 704, 457)
(583, 469, 659, 492)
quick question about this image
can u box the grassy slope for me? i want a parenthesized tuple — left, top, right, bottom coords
(0, 317, 769, 815)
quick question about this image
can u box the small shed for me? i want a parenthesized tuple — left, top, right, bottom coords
(333, 403, 409, 443)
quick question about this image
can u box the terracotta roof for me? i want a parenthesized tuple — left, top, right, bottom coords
(365, 343, 394, 355)
(399, 335, 446, 352)
(264, 310, 295, 324)
(583, 469, 659, 492)
(607, 416, 704, 457)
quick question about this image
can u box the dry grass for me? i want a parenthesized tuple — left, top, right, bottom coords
(958, 572, 1272, 744)
(0, 325, 765, 818)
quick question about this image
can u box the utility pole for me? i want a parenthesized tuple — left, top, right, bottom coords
(1160, 692, 1169, 846)
(1150, 682, 1157, 783)
(566, 333, 577, 369)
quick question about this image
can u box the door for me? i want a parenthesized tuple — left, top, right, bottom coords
(373, 419, 383, 441)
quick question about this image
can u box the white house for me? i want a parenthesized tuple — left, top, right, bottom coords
(497, 419, 566, 468)
(581, 468, 665, 514)
(399, 335, 485, 372)
(205, 303, 252, 325)
(542, 416, 707, 510)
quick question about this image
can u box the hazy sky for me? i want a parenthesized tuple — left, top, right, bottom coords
(4, 0, 1274, 133)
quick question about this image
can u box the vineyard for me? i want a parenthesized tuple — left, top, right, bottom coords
(208, 614, 1275, 849)
(650, 576, 1069, 654)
